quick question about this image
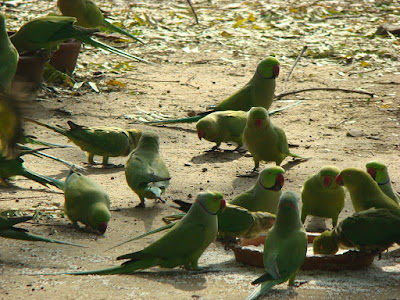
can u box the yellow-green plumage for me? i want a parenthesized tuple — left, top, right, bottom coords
(64, 191, 226, 275)
(366, 161, 399, 204)
(0, 13, 18, 92)
(229, 166, 285, 214)
(125, 131, 170, 208)
(313, 208, 400, 255)
(64, 172, 111, 234)
(336, 168, 400, 216)
(27, 119, 141, 165)
(301, 166, 345, 227)
(196, 110, 247, 151)
(246, 191, 307, 300)
(57, 0, 143, 43)
(0, 94, 22, 158)
(243, 106, 306, 169)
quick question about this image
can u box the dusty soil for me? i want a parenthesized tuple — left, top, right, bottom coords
(1, 0, 400, 299)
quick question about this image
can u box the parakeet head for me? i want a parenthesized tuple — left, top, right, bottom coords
(136, 130, 160, 150)
(276, 191, 300, 216)
(258, 166, 285, 191)
(313, 230, 338, 255)
(196, 118, 215, 140)
(366, 161, 390, 185)
(247, 107, 270, 129)
(335, 168, 376, 192)
(88, 202, 111, 234)
(318, 165, 341, 189)
(127, 129, 143, 150)
(195, 191, 226, 215)
(257, 57, 280, 79)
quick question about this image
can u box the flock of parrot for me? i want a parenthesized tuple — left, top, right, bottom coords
(0, 1, 399, 299)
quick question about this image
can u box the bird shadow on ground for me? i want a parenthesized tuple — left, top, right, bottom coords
(281, 158, 307, 171)
(131, 269, 209, 291)
(112, 204, 166, 233)
(191, 149, 244, 164)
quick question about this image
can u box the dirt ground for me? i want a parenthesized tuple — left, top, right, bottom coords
(1, 0, 400, 299)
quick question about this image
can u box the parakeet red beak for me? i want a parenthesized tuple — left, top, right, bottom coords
(273, 65, 280, 78)
(197, 129, 205, 140)
(276, 173, 285, 188)
(367, 168, 376, 179)
(98, 222, 108, 234)
(220, 199, 226, 211)
(335, 174, 344, 186)
(323, 176, 332, 188)
(255, 119, 263, 129)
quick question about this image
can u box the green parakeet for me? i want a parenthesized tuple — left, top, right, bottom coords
(0, 151, 64, 190)
(57, 0, 144, 43)
(145, 57, 280, 124)
(125, 131, 170, 208)
(246, 191, 307, 300)
(64, 191, 226, 275)
(171, 200, 276, 239)
(64, 171, 111, 234)
(243, 106, 307, 170)
(10, 16, 147, 63)
(0, 13, 19, 92)
(27, 118, 142, 166)
(229, 166, 285, 214)
(335, 168, 400, 215)
(301, 166, 345, 227)
(313, 208, 400, 255)
(366, 161, 399, 204)
(0, 214, 85, 246)
(196, 110, 247, 151)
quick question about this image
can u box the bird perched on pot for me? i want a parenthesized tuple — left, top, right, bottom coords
(243, 106, 308, 171)
(196, 110, 247, 151)
(301, 166, 345, 228)
(26, 118, 142, 166)
(313, 208, 400, 255)
(0, 213, 85, 246)
(57, 0, 144, 43)
(230, 166, 285, 214)
(125, 131, 170, 208)
(335, 168, 400, 216)
(145, 57, 280, 124)
(0, 13, 18, 92)
(366, 161, 399, 204)
(10, 15, 147, 63)
(62, 191, 226, 275)
(246, 191, 307, 300)
(64, 171, 111, 234)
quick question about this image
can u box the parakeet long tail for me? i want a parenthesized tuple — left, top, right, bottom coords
(246, 276, 289, 300)
(103, 19, 144, 44)
(64, 258, 160, 275)
(25, 118, 69, 137)
(0, 228, 86, 247)
(23, 168, 65, 190)
(78, 35, 149, 64)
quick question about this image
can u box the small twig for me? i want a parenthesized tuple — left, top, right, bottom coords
(275, 87, 374, 100)
(187, 0, 199, 24)
(281, 46, 308, 93)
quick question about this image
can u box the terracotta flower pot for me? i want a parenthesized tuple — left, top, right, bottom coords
(49, 39, 82, 74)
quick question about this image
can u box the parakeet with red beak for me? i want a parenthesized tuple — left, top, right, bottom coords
(230, 166, 285, 214)
(64, 171, 111, 234)
(145, 57, 280, 124)
(335, 168, 400, 216)
(246, 191, 307, 300)
(243, 106, 308, 171)
(301, 166, 345, 227)
(366, 161, 399, 204)
(62, 191, 226, 275)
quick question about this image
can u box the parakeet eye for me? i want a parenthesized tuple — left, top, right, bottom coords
(346, 173, 351, 177)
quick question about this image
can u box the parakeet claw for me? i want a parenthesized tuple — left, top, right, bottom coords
(102, 163, 125, 169)
(135, 202, 146, 208)
(155, 198, 166, 204)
